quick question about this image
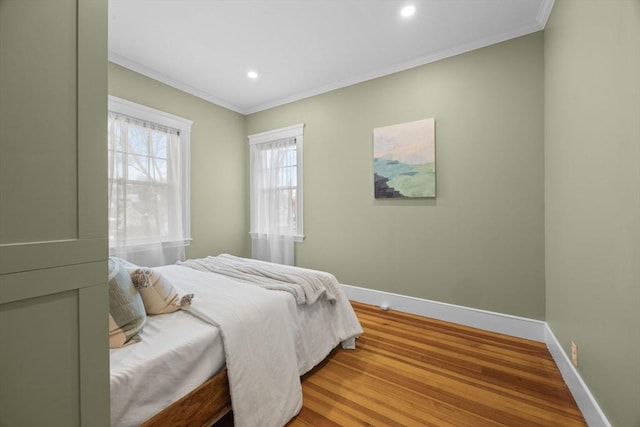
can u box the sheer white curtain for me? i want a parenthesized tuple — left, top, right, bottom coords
(108, 112, 186, 266)
(250, 137, 297, 265)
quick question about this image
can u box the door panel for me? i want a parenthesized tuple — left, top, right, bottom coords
(0, 0, 109, 425)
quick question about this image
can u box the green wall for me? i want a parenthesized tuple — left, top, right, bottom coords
(544, 1, 640, 425)
(246, 33, 545, 320)
(108, 63, 250, 259)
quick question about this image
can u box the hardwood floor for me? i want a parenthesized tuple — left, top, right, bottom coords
(287, 301, 586, 427)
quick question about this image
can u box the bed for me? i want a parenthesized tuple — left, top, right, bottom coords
(109, 255, 363, 427)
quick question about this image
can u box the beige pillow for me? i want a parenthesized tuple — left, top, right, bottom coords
(130, 268, 194, 314)
(108, 258, 146, 348)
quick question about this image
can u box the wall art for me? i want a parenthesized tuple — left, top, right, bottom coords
(373, 117, 435, 198)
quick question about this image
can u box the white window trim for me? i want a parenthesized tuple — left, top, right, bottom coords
(107, 95, 193, 245)
(248, 123, 304, 242)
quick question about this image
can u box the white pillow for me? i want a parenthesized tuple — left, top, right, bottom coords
(108, 258, 146, 348)
(130, 268, 194, 314)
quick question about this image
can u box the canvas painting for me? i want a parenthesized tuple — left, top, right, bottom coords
(373, 118, 435, 198)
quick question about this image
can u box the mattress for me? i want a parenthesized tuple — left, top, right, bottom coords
(110, 264, 363, 426)
(109, 309, 225, 427)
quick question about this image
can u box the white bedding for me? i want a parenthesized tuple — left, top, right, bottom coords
(110, 264, 363, 427)
(109, 310, 225, 427)
(168, 265, 303, 427)
(179, 253, 340, 304)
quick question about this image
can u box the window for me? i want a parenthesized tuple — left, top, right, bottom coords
(107, 96, 192, 266)
(248, 124, 304, 265)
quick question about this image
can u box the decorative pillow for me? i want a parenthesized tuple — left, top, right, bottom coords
(130, 267, 194, 315)
(108, 257, 146, 348)
(110, 256, 139, 272)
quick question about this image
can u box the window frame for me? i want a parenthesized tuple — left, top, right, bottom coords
(248, 123, 305, 242)
(107, 95, 193, 248)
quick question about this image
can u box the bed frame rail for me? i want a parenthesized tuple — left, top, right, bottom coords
(141, 369, 231, 427)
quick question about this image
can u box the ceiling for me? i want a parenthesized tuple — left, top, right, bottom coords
(108, 0, 555, 115)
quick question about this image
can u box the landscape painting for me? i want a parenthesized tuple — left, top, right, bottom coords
(373, 118, 435, 198)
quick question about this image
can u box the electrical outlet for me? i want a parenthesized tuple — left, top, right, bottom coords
(571, 341, 578, 368)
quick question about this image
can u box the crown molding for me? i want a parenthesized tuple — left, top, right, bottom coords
(108, 52, 246, 114)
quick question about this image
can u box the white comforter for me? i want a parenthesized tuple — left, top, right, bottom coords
(159, 265, 302, 427)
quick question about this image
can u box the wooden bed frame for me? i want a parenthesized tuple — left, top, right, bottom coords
(141, 369, 231, 427)
(138, 342, 343, 426)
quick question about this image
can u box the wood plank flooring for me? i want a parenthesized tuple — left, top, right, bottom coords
(287, 301, 585, 427)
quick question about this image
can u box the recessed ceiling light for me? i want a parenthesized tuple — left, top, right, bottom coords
(247, 70, 258, 80)
(400, 5, 416, 18)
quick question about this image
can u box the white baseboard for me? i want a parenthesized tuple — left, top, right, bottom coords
(544, 325, 611, 427)
(342, 283, 611, 427)
(341, 283, 546, 342)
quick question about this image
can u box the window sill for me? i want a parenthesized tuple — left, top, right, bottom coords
(249, 233, 305, 243)
(109, 238, 192, 252)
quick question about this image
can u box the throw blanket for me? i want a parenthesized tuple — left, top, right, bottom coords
(158, 265, 303, 427)
(179, 254, 340, 305)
